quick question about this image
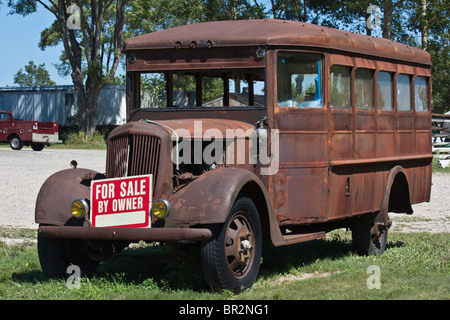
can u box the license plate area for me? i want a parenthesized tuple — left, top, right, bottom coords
(91, 175, 152, 228)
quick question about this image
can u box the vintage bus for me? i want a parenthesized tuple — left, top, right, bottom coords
(36, 20, 432, 292)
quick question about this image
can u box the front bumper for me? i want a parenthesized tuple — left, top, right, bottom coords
(38, 225, 212, 242)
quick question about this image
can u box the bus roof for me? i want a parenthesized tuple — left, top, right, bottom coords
(124, 19, 430, 66)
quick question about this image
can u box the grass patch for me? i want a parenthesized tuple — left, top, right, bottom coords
(432, 156, 450, 173)
(0, 230, 448, 300)
(0, 227, 36, 240)
(60, 131, 107, 149)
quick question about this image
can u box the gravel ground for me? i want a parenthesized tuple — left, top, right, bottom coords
(0, 147, 106, 229)
(0, 147, 448, 233)
(390, 172, 449, 233)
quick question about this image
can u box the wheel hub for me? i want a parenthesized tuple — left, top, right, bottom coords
(225, 213, 255, 277)
(241, 239, 252, 251)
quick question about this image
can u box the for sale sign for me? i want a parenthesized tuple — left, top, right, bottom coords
(91, 175, 152, 228)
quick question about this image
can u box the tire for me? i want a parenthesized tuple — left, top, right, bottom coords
(201, 196, 262, 292)
(352, 214, 388, 256)
(37, 227, 99, 279)
(9, 135, 23, 150)
(31, 143, 45, 151)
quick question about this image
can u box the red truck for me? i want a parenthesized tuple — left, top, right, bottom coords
(0, 111, 61, 151)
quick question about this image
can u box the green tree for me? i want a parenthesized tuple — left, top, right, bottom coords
(402, 0, 449, 113)
(8, 0, 126, 139)
(126, 0, 266, 36)
(127, 0, 266, 106)
(203, 0, 266, 21)
(268, 0, 306, 21)
(13, 60, 56, 86)
(126, 0, 204, 36)
(429, 41, 450, 114)
(422, 0, 449, 113)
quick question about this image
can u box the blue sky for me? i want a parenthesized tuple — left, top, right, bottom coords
(0, 7, 71, 86)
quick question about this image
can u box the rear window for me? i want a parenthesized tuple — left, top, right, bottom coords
(397, 74, 412, 111)
(330, 65, 351, 109)
(415, 76, 429, 112)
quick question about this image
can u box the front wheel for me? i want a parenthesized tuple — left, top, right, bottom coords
(37, 226, 99, 279)
(9, 135, 23, 150)
(201, 196, 262, 292)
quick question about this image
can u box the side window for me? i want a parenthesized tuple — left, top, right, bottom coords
(415, 76, 429, 112)
(355, 68, 374, 110)
(397, 74, 412, 111)
(277, 52, 323, 109)
(330, 65, 351, 109)
(377, 71, 394, 111)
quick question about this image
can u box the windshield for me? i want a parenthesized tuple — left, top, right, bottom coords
(128, 69, 266, 111)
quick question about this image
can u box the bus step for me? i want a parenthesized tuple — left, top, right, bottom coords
(282, 231, 326, 245)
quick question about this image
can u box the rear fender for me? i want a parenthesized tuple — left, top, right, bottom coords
(35, 168, 105, 226)
(375, 165, 413, 231)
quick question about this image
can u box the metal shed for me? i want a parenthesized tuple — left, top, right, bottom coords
(0, 84, 126, 126)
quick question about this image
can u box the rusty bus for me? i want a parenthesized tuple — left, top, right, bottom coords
(36, 20, 432, 292)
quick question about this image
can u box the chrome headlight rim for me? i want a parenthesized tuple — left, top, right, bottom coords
(151, 199, 170, 219)
(71, 198, 89, 218)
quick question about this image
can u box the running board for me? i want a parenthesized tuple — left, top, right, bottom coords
(279, 231, 326, 246)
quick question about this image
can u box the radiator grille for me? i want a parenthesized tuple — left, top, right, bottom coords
(106, 135, 161, 188)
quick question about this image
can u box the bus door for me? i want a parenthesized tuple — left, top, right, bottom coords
(327, 57, 354, 220)
(272, 50, 328, 225)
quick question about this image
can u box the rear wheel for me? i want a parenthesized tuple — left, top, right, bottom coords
(31, 143, 45, 151)
(352, 214, 388, 256)
(201, 197, 262, 292)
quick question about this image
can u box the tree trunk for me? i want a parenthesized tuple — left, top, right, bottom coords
(365, 11, 371, 35)
(83, 88, 102, 139)
(421, 0, 428, 51)
(74, 79, 102, 140)
(303, 0, 307, 22)
(382, 0, 393, 39)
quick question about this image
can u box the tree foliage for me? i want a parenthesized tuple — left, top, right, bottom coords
(13, 60, 56, 86)
(127, 0, 267, 107)
(405, 0, 449, 114)
(126, 0, 266, 36)
(302, 0, 449, 113)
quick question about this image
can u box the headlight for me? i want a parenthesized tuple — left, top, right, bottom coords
(71, 199, 88, 218)
(151, 199, 170, 219)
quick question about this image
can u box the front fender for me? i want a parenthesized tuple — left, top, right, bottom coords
(165, 167, 271, 227)
(35, 168, 105, 226)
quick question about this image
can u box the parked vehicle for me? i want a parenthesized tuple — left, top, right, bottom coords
(0, 111, 61, 151)
(36, 20, 433, 292)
